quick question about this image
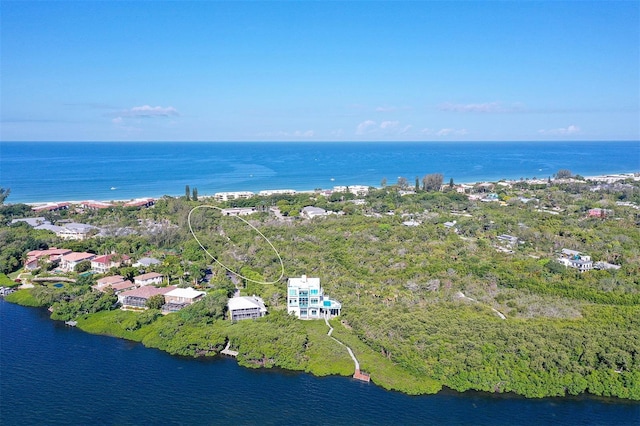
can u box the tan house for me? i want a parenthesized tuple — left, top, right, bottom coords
(91, 254, 130, 274)
(134, 272, 164, 286)
(118, 285, 177, 310)
(60, 252, 96, 272)
(24, 248, 72, 271)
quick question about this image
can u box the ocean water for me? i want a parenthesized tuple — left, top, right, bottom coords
(1, 300, 638, 425)
(0, 141, 638, 203)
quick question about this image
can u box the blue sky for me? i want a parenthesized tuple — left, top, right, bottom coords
(1, 1, 638, 142)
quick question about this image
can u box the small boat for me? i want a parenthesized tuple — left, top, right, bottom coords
(110, 187, 117, 190)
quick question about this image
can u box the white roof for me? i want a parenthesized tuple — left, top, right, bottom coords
(227, 296, 267, 311)
(165, 287, 206, 299)
(288, 275, 321, 288)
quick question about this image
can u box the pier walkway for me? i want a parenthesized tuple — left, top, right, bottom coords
(324, 317, 370, 382)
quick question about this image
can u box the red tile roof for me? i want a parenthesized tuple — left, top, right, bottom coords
(120, 285, 176, 299)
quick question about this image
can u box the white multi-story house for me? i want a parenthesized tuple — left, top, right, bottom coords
(287, 275, 341, 319)
(558, 249, 593, 272)
(91, 254, 130, 274)
(134, 272, 164, 286)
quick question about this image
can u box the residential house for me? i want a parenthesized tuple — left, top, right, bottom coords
(133, 257, 161, 268)
(118, 285, 177, 310)
(24, 248, 72, 271)
(220, 207, 257, 216)
(333, 185, 370, 196)
(558, 249, 593, 272)
(301, 206, 328, 219)
(287, 275, 341, 319)
(11, 217, 50, 227)
(163, 287, 206, 312)
(588, 208, 612, 218)
(91, 254, 130, 274)
(134, 272, 164, 286)
(227, 295, 268, 321)
(93, 275, 135, 294)
(60, 252, 96, 272)
(56, 223, 100, 240)
(497, 234, 519, 248)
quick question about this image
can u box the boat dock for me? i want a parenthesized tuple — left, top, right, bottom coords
(221, 341, 238, 357)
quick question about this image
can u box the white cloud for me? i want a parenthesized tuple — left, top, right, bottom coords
(439, 102, 523, 113)
(375, 106, 397, 112)
(120, 105, 179, 118)
(380, 120, 399, 129)
(356, 120, 378, 135)
(538, 125, 581, 135)
(112, 117, 123, 124)
(436, 128, 468, 137)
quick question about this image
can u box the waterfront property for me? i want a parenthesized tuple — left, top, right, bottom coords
(213, 191, 254, 202)
(227, 295, 267, 321)
(163, 287, 206, 312)
(118, 285, 177, 310)
(287, 275, 341, 319)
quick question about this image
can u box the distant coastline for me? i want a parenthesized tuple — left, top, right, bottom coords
(2, 141, 639, 204)
(19, 171, 640, 207)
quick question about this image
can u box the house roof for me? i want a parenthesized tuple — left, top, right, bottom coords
(134, 272, 164, 281)
(228, 295, 267, 311)
(165, 287, 206, 299)
(120, 285, 176, 299)
(97, 275, 125, 285)
(133, 257, 161, 266)
(62, 252, 96, 262)
(109, 280, 135, 291)
(27, 248, 72, 258)
(288, 275, 321, 288)
(92, 254, 130, 264)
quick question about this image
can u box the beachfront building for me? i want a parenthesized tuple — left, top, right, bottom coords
(91, 254, 130, 274)
(227, 295, 268, 321)
(258, 189, 296, 196)
(124, 198, 155, 208)
(333, 185, 370, 196)
(32, 202, 70, 213)
(213, 191, 254, 202)
(134, 272, 164, 286)
(119, 285, 177, 310)
(287, 275, 341, 319)
(79, 201, 113, 210)
(60, 252, 96, 272)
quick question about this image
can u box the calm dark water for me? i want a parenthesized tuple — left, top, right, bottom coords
(1, 141, 638, 203)
(1, 300, 638, 425)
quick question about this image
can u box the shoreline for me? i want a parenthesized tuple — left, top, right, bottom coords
(12, 171, 640, 207)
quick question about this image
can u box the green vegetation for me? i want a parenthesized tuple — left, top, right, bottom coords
(2, 176, 639, 399)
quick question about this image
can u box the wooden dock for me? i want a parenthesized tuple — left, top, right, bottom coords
(65, 320, 78, 327)
(221, 341, 238, 357)
(353, 369, 371, 382)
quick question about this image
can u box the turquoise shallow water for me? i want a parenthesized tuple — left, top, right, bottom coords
(1, 300, 638, 425)
(1, 141, 638, 203)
